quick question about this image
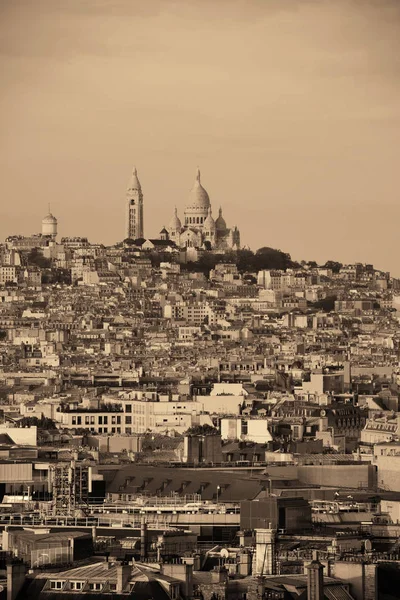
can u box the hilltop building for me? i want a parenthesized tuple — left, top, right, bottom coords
(164, 168, 240, 250)
(124, 166, 240, 252)
(6, 208, 58, 252)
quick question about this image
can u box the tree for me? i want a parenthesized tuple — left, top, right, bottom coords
(184, 424, 219, 436)
(311, 295, 337, 312)
(42, 268, 72, 285)
(17, 416, 56, 429)
(253, 247, 296, 271)
(27, 248, 51, 269)
(323, 260, 343, 274)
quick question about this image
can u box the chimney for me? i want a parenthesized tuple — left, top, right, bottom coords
(116, 563, 131, 593)
(162, 561, 193, 598)
(7, 561, 26, 600)
(253, 528, 276, 576)
(2, 527, 10, 551)
(140, 519, 148, 560)
(307, 551, 324, 600)
(210, 567, 228, 585)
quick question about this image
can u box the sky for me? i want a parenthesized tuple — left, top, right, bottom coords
(0, 0, 399, 272)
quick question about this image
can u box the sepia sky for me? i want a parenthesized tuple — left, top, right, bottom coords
(0, 0, 399, 272)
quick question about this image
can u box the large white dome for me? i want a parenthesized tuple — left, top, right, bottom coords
(186, 168, 210, 210)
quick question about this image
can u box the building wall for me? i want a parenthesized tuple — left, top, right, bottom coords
(221, 418, 272, 444)
(381, 499, 400, 523)
(60, 398, 206, 435)
(0, 425, 37, 446)
(86, 434, 142, 454)
(183, 435, 222, 464)
(0, 462, 33, 483)
(297, 464, 377, 490)
(240, 498, 311, 532)
(373, 454, 400, 491)
(199, 396, 242, 415)
(331, 561, 377, 600)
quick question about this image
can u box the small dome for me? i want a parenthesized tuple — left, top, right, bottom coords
(215, 207, 226, 231)
(42, 213, 57, 224)
(203, 207, 215, 230)
(187, 168, 210, 209)
(169, 207, 182, 231)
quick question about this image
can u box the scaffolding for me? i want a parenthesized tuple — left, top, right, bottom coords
(50, 461, 91, 516)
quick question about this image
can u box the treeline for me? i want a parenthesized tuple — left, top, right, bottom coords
(17, 416, 56, 429)
(182, 247, 299, 276)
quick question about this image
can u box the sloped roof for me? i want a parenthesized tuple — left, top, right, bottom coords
(104, 465, 265, 501)
(21, 561, 173, 600)
(0, 433, 15, 445)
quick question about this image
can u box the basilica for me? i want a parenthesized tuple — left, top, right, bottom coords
(161, 168, 240, 251)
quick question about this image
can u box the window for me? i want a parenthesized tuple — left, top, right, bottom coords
(98, 416, 103, 425)
(89, 583, 102, 590)
(50, 581, 63, 590)
(125, 404, 132, 413)
(125, 416, 132, 424)
(126, 427, 132, 434)
(104, 416, 108, 425)
(71, 582, 82, 590)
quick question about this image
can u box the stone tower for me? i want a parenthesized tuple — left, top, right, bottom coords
(126, 166, 144, 239)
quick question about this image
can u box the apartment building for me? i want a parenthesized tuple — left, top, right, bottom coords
(59, 396, 209, 434)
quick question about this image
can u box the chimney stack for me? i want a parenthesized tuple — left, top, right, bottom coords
(307, 552, 324, 600)
(140, 518, 148, 560)
(116, 563, 131, 593)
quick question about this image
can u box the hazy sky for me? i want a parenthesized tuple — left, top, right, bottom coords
(1, 0, 399, 272)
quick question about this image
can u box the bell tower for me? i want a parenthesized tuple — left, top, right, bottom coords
(126, 166, 144, 239)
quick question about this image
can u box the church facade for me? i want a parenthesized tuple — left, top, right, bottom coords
(163, 168, 240, 251)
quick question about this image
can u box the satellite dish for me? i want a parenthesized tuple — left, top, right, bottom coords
(220, 548, 230, 559)
(320, 410, 327, 417)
